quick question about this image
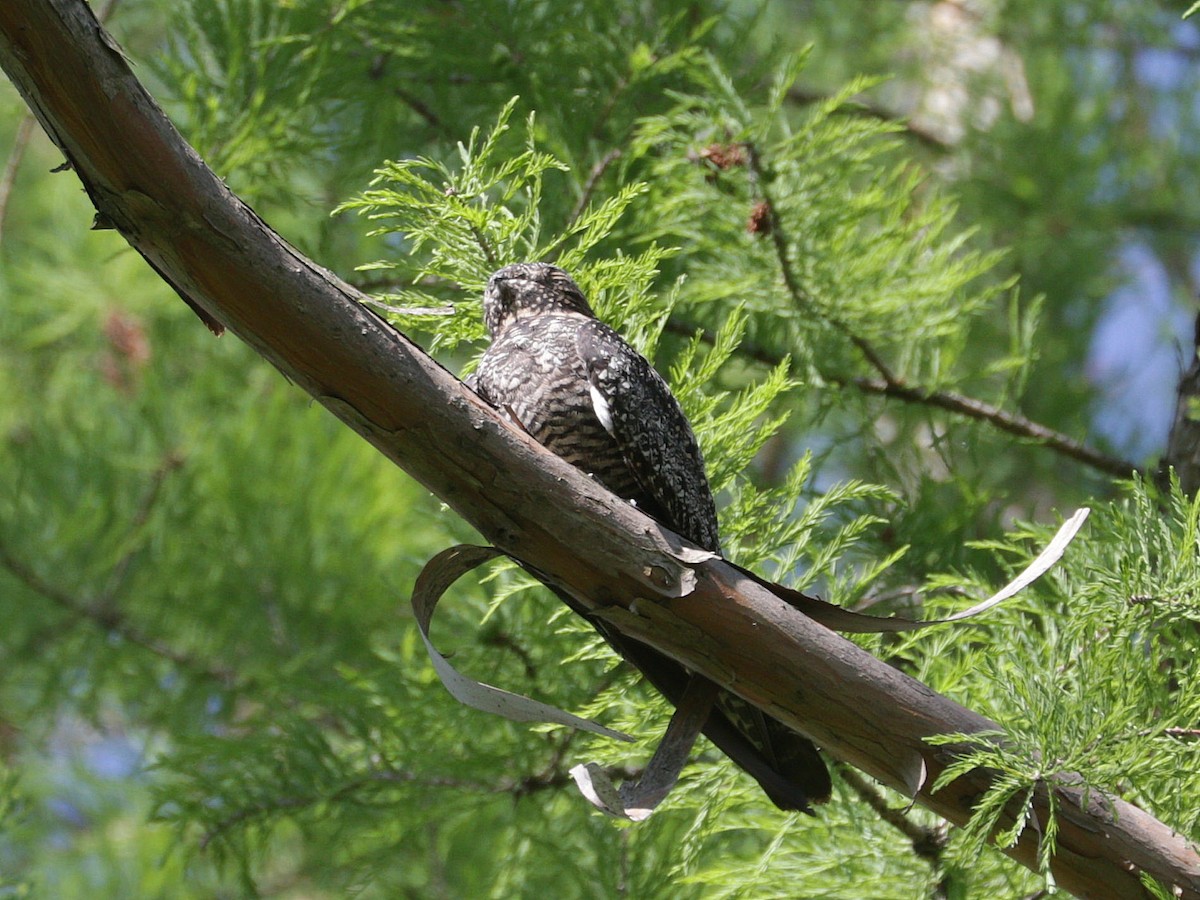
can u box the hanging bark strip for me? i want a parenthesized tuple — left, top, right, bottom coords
(1, 2, 1197, 897)
(413, 513, 1089, 818)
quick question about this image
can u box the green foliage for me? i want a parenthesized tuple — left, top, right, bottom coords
(918, 478, 1200, 882)
(630, 62, 1019, 392)
(4, 0, 1200, 896)
(337, 98, 665, 351)
(150, 0, 331, 197)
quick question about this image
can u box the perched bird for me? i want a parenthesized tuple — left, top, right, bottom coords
(469, 261, 831, 811)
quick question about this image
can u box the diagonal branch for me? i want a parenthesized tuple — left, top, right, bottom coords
(838, 764, 948, 864)
(665, 317, 1139, 480)
(744, 140, 901, 385)
(786, 86, 953, 152)
(0, 112, 35, 244)
(563, 148, 622, 236)
(847, 374, 1138, 479)
(0, 0, 118, 244)
(0, 3, 1194, 897)
(0, 538, 240, 686)
(734, 140, 1138, 481)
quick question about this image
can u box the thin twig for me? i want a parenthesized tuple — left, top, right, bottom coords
(847, 376, 1139, 480)
(786, 86, 952, 152)
(479, 629, 539, 681)
(744, 141, 901, 385)
(663, 316, 1137, 479)
(364, 52, 445, 133)
(393, 85, 444, 132)
(0, 114, 36, 245)
(839, 765, 948, 863)
(543, 148, 623, 266)
(564, 148, 622, 234)
(200, 767, 494, 849)
(1160, 727, 1200, 740)
(99, 450, 184, 601)
(0, 0, 120, 243)
(199, 759, 638, 849)
(0, 538, 240, 686)
(470, 222, 498, 269)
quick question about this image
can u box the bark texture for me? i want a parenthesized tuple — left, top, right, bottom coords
(1, 2, 1198, 897)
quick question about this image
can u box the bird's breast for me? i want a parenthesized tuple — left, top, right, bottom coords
(474, 318, 641, 500)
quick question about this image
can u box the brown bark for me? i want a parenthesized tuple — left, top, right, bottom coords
(0, 2, 1197, 897)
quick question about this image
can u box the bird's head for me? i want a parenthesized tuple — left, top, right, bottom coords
(482, 262, 595, 336)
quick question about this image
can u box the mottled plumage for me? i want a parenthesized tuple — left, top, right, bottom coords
(470, 262, 830, 811)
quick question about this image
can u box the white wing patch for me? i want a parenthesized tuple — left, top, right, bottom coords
(589, 379, 614, 433)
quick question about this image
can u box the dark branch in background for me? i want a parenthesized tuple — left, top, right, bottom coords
(0, 538, 240, 687)
(0, 447, 240, 686)
(1161, 310, 1200, 495)
(544, 148, 624, 266)
(99, 451, 184, 600)
(366, 53, 447, 134)
(467, 217, 498, 269)
(2, 3, 1197, 896)
(1163, 728, 1200, 740)
(393, 84, 444, 132)
(786, 86, 953, 152)
(730, 140, 1139, 481)
(744, 140, 902, 385)
(664, 316, 1138, 480)
(564, 149, 622, 235)
(200, 767, 493, 850)
(200, 758, 640, 849)
(0, 113, 35, 244)
(839, 765, 957, 898)
(478, 629, 539, 681)
(587, 32, 679, 149)
(0, 0, 118, 244)
(838, 765, 948, 863)
(848, 376, 1138, 479)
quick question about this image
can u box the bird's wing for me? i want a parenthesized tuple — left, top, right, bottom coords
(572, 320, 830, 811)
(576, 320, 721, 553)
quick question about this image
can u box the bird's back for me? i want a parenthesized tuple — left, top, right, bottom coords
(471, 263, 830, 812)
(473, 312, 711, 546)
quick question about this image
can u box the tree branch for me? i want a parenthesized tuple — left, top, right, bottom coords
(738, 139, 1141, 480)
(0, 0, 118, 245)
(664, 317, 1139, 480)
(0, 538, 239, 687)
(0, 112, 35, 245)
(0, 3, 1195, 897)
(838, 765, 948, 864)
(745, 139, 902, 385)
(848, 375, 1139, 479)
(786, 85, 953, 152)
(1161, 311, 1200, 495)
(564, 148, 622, 235)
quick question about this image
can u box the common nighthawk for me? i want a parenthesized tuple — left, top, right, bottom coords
(469, 262, 831, 811)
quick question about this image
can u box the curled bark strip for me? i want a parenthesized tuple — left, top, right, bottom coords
(411, 543, 632, 742)
(415, 509, 1088, 817)
(414, 544, 717, 819)
(751, 508, 1091, 633)
(571, 677, 719, 821)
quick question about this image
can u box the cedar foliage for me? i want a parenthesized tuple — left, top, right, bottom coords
(1, 1, 1198, 896)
